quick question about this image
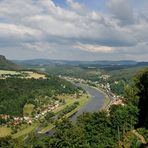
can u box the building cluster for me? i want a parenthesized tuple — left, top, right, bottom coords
(35, 101, 60, 119)
(99, 75, 110, 80)
(0, 115, 32, 127)
(0, 100, 61, 128)
(63, 76, 125, 110)
(0, 114, 10, 120)
(111, 98, 124, 106)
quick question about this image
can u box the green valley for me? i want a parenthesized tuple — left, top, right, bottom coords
(0, 56, 148, 148)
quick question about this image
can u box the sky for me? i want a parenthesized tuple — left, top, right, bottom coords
(0, 0, 148, 61)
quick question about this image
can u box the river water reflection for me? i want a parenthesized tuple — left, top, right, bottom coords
(71, 83, 105, 121)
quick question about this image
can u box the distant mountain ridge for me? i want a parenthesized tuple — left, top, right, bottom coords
(0, 55, 20, 70)
(13, 59, 148, 67)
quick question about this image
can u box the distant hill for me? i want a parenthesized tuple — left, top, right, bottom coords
(0, 55, 20, 70)
(13, 59, 138, 66)
(13, 59, 148, 70)
(135, 62, 148, 67)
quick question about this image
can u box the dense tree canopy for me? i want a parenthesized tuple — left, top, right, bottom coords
(133, 68, 148, 128)
(0, 77, 80, 116)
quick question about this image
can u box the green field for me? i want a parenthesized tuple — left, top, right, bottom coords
(53, 95, 78, 114)
(63, 94, 90, 119)
(0, 123, 39, 139)
(0, 127, 11, 138)
(12, 123, 39, 139)
(23, 104, 35, 116)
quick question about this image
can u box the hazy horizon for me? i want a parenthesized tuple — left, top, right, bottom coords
(8, 56, 148, 62)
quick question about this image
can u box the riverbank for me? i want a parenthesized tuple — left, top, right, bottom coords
(39, 94, 90, 133)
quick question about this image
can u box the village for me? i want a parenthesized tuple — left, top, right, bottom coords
(0, 99, 62, 132)
(62, 75, 125, 107)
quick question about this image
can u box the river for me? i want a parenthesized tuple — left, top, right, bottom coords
(43, 83, 106, 136)
(70, 83, 105, 121)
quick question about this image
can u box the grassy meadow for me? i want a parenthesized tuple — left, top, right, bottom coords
(23, 104, 35, 117)
(0, 127, 11, 138)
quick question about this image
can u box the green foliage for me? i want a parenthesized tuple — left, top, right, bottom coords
(110, 104, 138, 139)
(0, 136, 14, 148)
(0, 64, 147, 147)
(77, 111, 117, 148)
(23, 104, 35, 116)
(0, 77, 80, 117)
(125, 68, 148, 128)
(58, 102, 79, 118)
(29, 103, 138, 148)
(135, 68, 148, 129)
(45, 112, 55, 122)
(42, 65, 105, 82)
(108, 67, 145, 95)
(110, 80, 126, 95)
(0, 136, 24, 148)
(49, 119, 89, 148)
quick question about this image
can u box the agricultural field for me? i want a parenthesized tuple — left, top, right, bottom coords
(0, 70, 46, 79)
(0, 70, 19, 75)
(24, 71, 46, 79)
(0, 127, 11, 138)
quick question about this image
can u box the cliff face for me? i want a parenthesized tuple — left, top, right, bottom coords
(0, 55, 20, 70)
(0, 55, 7, 61)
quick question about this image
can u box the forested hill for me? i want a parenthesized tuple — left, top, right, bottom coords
(0, 77, 81, 116)
(0, 55, 20, 70)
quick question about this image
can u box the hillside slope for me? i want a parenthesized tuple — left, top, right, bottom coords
(0, 55, 20, 70)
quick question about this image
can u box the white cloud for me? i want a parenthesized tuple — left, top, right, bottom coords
(0, 0, 147, 60)
(67, 0, 83, 10)
(74, 43, 115, 53)
(0, 23, 40, 37)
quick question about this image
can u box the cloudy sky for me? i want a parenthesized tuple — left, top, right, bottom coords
(0, 0, 148, 61)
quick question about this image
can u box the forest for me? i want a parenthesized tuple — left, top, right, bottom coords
(0, 76, 80, 116)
